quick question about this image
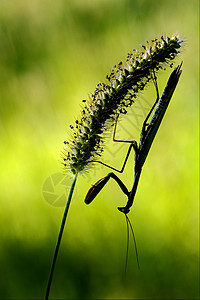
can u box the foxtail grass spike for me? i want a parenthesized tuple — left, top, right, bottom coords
(45, 34, 183, 300)
(63, 34, 183, 174)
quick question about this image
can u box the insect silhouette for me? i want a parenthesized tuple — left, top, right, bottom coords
(84, 63, 182, 269)
(64, 36, 183, 175)
(45, 36, 183, 300)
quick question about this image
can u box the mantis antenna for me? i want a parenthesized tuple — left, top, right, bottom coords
(125, 214, 140, 271)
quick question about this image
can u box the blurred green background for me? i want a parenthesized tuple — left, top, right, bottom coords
(0, 0, 199, 299)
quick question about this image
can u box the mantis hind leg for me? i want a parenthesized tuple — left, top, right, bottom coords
(140, 63, 160, 142)
(143, 58, 160, 128)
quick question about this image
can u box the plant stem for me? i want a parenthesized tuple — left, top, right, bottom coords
(45, 173, 78, 300)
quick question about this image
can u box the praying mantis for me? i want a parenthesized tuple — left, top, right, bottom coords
(84, 63, 182, 267)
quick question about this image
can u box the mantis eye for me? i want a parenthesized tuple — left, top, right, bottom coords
(118, 207, 130, 214)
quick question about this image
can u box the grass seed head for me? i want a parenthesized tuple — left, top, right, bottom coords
(63, 34, 183, 174)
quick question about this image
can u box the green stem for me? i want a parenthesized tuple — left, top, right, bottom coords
(45, 173, 78, 300)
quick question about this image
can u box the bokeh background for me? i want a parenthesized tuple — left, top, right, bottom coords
(0, 0, 199, 299)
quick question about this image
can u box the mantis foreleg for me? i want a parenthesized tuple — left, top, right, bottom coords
(85, 172, 129, 205)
